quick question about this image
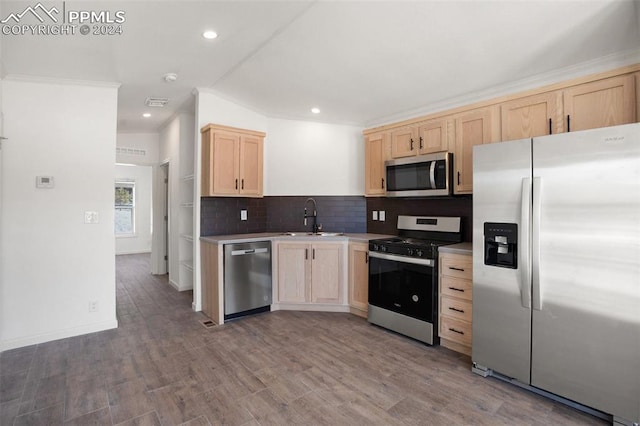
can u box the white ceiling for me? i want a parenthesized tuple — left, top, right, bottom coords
(1, 0, 639, 133)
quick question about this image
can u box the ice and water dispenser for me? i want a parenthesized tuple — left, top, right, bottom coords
(484, 223, 518, 269)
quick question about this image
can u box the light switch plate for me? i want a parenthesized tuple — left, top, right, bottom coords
(240, 209, 248, 221)
(379, 211, 386, 221)
(372, 211, 378, 221)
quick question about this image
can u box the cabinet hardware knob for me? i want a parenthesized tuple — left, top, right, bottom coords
(305, 248, 308, 260)
(312, 248, 315, 259)
(457, 171, 461, 186)
(241, 179, 244, 190)
(235, 179, 238, 190)
(381, 178, 385, 189)
(449, 307, 465, 313)
(449, 266, 465, 272)
(365, 253, 369, 263)
(549, 118, 552, 135)
(410, 138, 414, 151)
(448, 287, 465, 292)
(449, 327, 465, 335)
(567, 115, 571, 132)
(419, 136, 423, 150)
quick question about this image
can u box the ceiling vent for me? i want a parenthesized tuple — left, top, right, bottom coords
(145, 97, 169, 107)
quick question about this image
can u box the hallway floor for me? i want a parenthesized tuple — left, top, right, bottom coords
(0, 254, 606, 425)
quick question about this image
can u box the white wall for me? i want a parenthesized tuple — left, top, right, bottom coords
(115, 164, 153, 255)
(116, 133, 160, 166)
(265, 118, 364, 195)
(0, 78, 119, 351)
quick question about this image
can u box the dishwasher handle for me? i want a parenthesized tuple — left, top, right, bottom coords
(231, 248, 269, 256)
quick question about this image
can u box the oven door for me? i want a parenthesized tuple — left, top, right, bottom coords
(368, 252, 436, 322)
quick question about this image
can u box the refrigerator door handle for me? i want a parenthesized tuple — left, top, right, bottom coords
(532, 177, 542, 310)
(520, 177, 532, 309)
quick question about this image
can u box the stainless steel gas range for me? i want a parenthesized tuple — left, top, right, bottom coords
(368, 215, 462, 345)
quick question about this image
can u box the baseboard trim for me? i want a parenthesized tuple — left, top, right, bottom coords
(168, 279, 193, 292)
(0, 319, 118, 352)
(271, 303, 350, 313)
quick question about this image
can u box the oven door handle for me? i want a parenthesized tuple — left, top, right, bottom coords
(369, 251, 434, 267)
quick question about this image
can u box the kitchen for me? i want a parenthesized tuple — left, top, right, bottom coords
(1, 1, 639, 425)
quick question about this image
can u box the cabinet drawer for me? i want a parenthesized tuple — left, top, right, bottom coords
(440, 254, 472, 280)
(440, 296, 472, 322)
(440, 316, 472, 346)
(440, 276, 472, 301)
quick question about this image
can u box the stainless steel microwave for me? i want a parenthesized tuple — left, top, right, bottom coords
(385, 152, 452, 197)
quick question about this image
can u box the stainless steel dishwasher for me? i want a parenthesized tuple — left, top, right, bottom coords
(223, 241, 272, 320)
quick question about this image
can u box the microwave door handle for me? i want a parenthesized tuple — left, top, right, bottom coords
(429, 161, 436, 189)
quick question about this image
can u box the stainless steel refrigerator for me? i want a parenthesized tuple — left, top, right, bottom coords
(472, 123, 640, 425)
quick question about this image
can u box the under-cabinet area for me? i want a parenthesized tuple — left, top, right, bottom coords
(200, 233, 390, 325)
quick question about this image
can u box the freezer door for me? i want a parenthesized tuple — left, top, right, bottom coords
(531, 123, 640, 423)
(472, 138, 533, 384)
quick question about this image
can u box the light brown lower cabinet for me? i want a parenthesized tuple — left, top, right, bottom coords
(348, 242, 369, 317)
(439, 251, 473, 356)
(200, 241, 222, 324)
(277, 242, 343, 305)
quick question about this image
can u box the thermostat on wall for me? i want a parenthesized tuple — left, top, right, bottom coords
(36, 176, 55, 188)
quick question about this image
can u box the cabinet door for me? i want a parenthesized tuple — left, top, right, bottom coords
(311, 243, 343, 304)
(277, 243, 310, 303)
(212, 131, 240, 195)
(239, 135, 263, 197)
(453, 107, 495, 194)
(348, 242, 368, 316)
(501, 92, 563, 140)
(417, 119, 448, 154)
(390, 127, 417, 158)
(564, 74, 636, 132)
(364, 132, 387, 196)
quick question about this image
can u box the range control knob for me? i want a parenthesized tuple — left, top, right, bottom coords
(372, 244, 379, 251)
(381, 245, 387, 252)
(407, 248, 414, 256)
(416, 250, 423, 257)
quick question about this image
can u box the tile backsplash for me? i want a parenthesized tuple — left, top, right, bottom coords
(201, 196, 367, 236)
(201, 195, 471, 241)
(366, 196, 473, 242)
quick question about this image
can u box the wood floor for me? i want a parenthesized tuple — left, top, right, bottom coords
(0, 253, 606, 425)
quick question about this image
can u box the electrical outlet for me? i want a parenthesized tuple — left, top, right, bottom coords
(372, 211, 378, 221)
(379, 211, 386, 221)
(89, 300, 99, 312)
(240, 209, 248, 221)
(84, 211, 99, 224)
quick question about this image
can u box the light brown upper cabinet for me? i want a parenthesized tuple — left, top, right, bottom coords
(501, 92, 564, 141)
(364, 131, 388, 196)
(201, 124, 265, 197)
(390, 119, 448, 159)
(417, 118, 449, 154)
(563, 74, 636, 132)
(390, 127, 415, 158)
(453, 107, 498, 194)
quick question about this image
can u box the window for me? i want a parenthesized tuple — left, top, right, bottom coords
(115, 181, 135, 236)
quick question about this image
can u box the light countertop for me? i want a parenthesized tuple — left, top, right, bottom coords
(200, 232, 394, 245)
(439, 242, 472, 255)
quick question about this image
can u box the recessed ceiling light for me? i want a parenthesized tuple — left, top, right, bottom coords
(203, 30, 218, 40)
(143, 113, 151, 118)
(311, 107, 320, 114)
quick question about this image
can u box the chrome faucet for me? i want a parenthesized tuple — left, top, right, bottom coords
(303, 197, 321, 233)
